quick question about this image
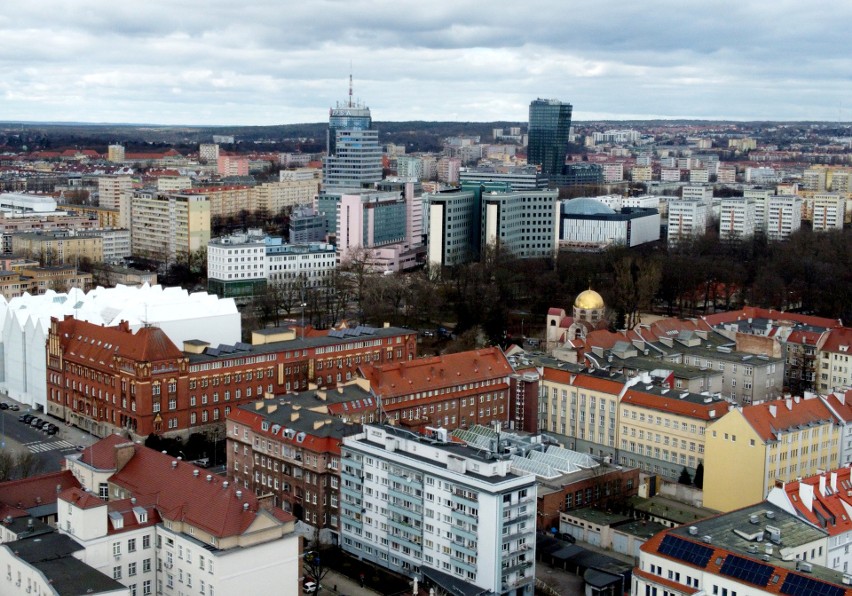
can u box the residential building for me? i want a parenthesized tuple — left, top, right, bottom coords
(62, 434, 300, 596)
(810, 193, 846, 231)
(107, 144, 125, 163)
(217, 155, 249, 177)
(634, 502, 851, 596)
(251, 179, 319, 215)
(768, 466, 852, 574)
(631, 165, 652, 182)
(227, 397, 362, 542)
(198, 143, 219, 163)
(682, 186, 714, 202)
(817, 327, 852, 393)
(395, 156, 423, 180)
(765, 195, 803, 240)
(717, 165, 737, 184)
(340, 424, 537, 595)
(206, 230, 267, 299)
(154, 174, 192, 193)
(667, 199, 710, 246)
(129, 191, 210, 263)
(719, 197, 757, 241)
(689, 168, 710, 183)
(97, 176, 132, 210)
(703, 395, 842, 512)
(359, 347, 514, 432)
(528, 98, 572, 178)
(180, 186, 253, 219)
(0, 532, 128, 595)
(437, 157, 461, 184)
(10, 230, 104, 265)
(802, 167, 829, 192)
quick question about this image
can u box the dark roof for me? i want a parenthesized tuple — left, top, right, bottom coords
(421, 566, 491, 596)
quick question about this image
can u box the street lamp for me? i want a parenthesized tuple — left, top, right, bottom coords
(301, 302, 307, 339)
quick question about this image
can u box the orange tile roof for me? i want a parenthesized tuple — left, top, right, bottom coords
(76, 433, 130, 470)
(741, 397, 838, 442)
(779, 467, 852, 536)
(821, 328, 852, 354)
(703, 306, 840, 329)
(59, 487, 107, 510)
(106, 442, 294, 538)
(56, 317, 184, 365)
(633, 568, 700, 595)
(622, 389, 722, 420)
(361, 347, 512, 400)
(0, 470, 81, 511)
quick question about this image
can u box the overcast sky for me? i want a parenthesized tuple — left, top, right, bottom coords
(2, 1, 850, 126)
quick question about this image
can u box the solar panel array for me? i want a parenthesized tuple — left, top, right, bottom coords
(780, 573, 846, 596)
(657, 535, 714, 568)
(719, 554, 774, 587)
(327, 326, 378, 339)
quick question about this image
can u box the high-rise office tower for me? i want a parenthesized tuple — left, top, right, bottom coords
(527, 98, 572, 178)
(320, 75, 384, 234)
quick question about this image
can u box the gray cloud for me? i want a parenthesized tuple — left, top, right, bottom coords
(1, 0, 851, 125)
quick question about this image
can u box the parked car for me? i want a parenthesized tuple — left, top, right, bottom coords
(19, 414, 33, 423)
(30, 418, 43, 428)
(9, 404, 19, 411)
(45, 426, 58, 436)
(0, 403, 8, 410)
(303, 581, 318, 594)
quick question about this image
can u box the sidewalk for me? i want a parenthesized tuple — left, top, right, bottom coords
(322, 569, 384, 596)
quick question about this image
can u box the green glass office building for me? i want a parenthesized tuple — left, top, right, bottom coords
(527, 98, 572, 177)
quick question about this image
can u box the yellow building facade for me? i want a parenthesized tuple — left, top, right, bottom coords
(703, 397, 841, 512)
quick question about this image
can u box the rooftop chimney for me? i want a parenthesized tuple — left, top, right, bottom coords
(769, 404, 777, 418)
(820, 475, 827, 497)
(785, 398, 793, 411)
(832, 471, 839, 493)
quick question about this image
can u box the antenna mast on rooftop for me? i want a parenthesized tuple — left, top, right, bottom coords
(348, 64, 353, 108)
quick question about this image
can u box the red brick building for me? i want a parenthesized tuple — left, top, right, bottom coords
(359, 347, 514, 431)
(46, 316, 416, 438)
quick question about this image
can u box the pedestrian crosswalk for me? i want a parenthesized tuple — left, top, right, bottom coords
(24, 439, 75, 453)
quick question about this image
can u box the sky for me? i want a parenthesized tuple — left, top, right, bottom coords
(2, 1, 851, 126)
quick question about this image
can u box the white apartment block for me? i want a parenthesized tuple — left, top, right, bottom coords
(766, 195, 802, 240)
(130, 192, 211, 263)
(810, 193, 846, 231)
(719, 198, 757, 241)
(689, 168, 710, 183)
(667, 199, 710, 247)
(630, 165, 652, 182)
(660, 168, 681, 182)
(279, 168, 321, 182)
(601, 162, 624, 183)
(155, 176, 192, 193)
(198, 143, 220, 163)
(98, 176, 133, 211)
(717, 165, 737, 184)
(251, 179, 319, 215)
(207, 231, 267, 286)
(90, 228, 132, 264)
(340, 425, 537, 596)
(266, 242, 336, 287)
(682, 186, 714, 202)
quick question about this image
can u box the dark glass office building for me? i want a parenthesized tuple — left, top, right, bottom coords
(527, 98, 573, 177)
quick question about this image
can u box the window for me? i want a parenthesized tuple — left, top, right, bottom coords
(129, 562, 137, 576)
(143, 535, 150, 549)
(128, 538, 136, 552)
(113, 566, 122, 580)
(143, 580, 152, 596)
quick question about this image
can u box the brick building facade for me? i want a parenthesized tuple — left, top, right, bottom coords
(46, 317, 416, 439)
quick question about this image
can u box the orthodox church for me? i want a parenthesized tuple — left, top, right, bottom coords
(545, 288, 609, 351)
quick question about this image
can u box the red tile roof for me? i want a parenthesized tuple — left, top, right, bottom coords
(741, 396, 838, 442)
(103, 441, 294, 538)
(59, 487, 107, 510)
(778, 467, 852, 536)
(633, 568, 700, 595)
(820, 328, 852, 354)
(76, 433, 131, 470)
(0, 470, 81, 511)
(703, 307, 841, 329)
(547, 307, 565, 317)
(55, 316, 184, 365)
(360, 347, 512, 400)
(622, 389, 722, 421)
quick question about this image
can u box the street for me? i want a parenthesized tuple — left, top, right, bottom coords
(0, 395, 99, 473)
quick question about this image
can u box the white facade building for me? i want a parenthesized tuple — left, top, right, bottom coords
(766, 195, 803, 240)
(667, 199, 710, 247)
(0, 285, 239, 409)
(810, 193, 846, 231)
(719, 198, 757, 241)
(61, 435, 300, 596)
(340, 425, 537, 596)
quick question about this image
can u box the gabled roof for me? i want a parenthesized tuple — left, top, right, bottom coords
(106, 441, 294, 538)
(703, 306, 840, 329)
(776, 467, 852, 536)
(821, 327, 852, 355)
(0, 470, 81, 512)
(56, 316, 184, 364)
(76, 433, 131, 470)
(361, 347, 512, 400)
(622, 388, 723, 421)
(740, 397, 838, 443)
(59, 487, 107, 510)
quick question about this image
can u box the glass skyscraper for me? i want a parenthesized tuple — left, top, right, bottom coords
(527, 98, 573, 177)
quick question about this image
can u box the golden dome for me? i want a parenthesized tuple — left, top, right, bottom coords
(574, 289, 605, 310)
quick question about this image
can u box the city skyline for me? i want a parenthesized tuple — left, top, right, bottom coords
(3, 1, 852, 126)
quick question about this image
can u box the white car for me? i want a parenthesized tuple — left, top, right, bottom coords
(303, 581, 318, 593)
